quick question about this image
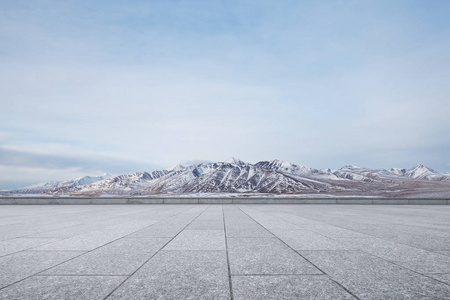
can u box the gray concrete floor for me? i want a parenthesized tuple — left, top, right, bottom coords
(0, 205, 449, 299)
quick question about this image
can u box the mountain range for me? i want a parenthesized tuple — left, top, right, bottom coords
(4, 158, 450, 197)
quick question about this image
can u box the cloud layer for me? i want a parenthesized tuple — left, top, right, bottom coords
(1, 1, 450, 188)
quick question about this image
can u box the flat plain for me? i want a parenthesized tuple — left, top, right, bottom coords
(0, 204, 449, 299)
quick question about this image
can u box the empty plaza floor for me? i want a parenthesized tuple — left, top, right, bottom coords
(0, 204, 449, 299)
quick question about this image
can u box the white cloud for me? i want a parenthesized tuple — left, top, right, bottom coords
(1, 0, 450, 187)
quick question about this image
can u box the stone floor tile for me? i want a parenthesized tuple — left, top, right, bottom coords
(228, 237, 321, 275)
(426, 273, 450, 285)
(107, 251, 230, 300)
(186, 221, 225, 230)
(225, 224, 272, 238)
(25, 224, 104, 238)
(302, 225, 372, 238)
(165, 230, 226, 250)
(42, 237, 169, 275)
(273, 229, 356, 250)
(31, 221, 153, 251)
(337, 237, 450, 273)
(0, 238, 61, 257)
(392, 235, 450, 251)
(0, 275, 125, 300)
(301, 250, 450, 300)
(126, 222, 186, 238)
(0, 251, 82, 288)
(232, 275, 356, 300)
(31, 230, 130, 251)
(436, 250, 450, 256)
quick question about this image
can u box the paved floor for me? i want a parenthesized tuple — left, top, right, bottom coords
(0, 205, 449, 299)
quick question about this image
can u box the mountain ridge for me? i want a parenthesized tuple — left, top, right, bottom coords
(5, 159, 450, 197)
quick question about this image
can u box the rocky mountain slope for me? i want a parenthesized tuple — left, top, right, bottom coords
(12, 173, 111, 194)
(7, 159, 450, 197)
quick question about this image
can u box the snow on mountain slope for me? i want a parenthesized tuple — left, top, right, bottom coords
(256, 159, 338, 180)
(70, 174, 112, 186)
(74, 172, 153, 192)
(167, 164, 185, 172)
(12, 159, 449, 196)
(224, 157, 246, 166)
(71, 167, 187, 195)
(331, 163, 449, 182)
(378, 164, 448, 181)
(140, 163, 218, 194)
(67, 160, 332, 195)
(14, 173, 112, 193)
(387, 168, 407, 176)
(405, 164, 440, 179)
(188, 162, 333, 193)
(181, 163, 311, 194)
(256, 159, 314, 175)
(20, 181, 61, 191)
(330, 165, 384, 182)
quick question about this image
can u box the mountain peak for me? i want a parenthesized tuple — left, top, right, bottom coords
(224, 157, 245, 165)
(340, 164, 362, 171)
(406, 164, 438, 178)
(167, 164, 185, 172)
(73, 173, 111, 181)
(410, 164, 436, 172)
(412, 163, 429, 169)
(254, 159, 317, 177)
(269, 159, 295, 169)
(388, 168, 406, 176)
(15, 173, 112, 192)
(8, 159, 450, 196)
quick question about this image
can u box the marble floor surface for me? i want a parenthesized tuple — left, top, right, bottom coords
(0, 204, 449, 299)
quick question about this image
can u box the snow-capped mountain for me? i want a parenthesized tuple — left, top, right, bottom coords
(175, 161, 320, 194)
(7, 159, 450, 197)
(13, 173, 112, 193)
(70, 160, 324, 195)
(331, 164, 449, 182)
(256, 159, 324, 177)
(387, 168, 407, 176)
(167, 164, 186, 172)
(224, 157, 246, 166)
(404, 164, 444, 180)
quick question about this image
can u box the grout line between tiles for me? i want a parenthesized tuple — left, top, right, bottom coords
(223, 205, 234, 300)
(234, 205, 362, 300)
(102, 205, 210, 300)
(0, 205, 200, 292)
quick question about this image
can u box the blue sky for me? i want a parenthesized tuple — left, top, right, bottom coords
(1, 0, 450, 188)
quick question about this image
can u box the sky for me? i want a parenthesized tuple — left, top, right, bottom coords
(1, 0, 450, 189)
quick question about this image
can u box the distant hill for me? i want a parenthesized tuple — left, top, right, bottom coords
(6, 159, 450, 197)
